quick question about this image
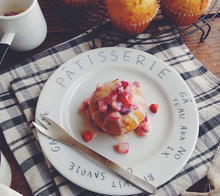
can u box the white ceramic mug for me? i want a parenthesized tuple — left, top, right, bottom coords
(0, 0, 47, 64)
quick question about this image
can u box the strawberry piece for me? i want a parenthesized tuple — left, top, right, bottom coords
(125, 85, 134, 97)
(116, 142, 129, 154)
(83, 97, 90, 105)
(79, 97, 90, 111)
(104, 92, 117, 104)
(85, 109, 92, 119)
(96, 83, 104, 91)
(108, 111, 120, 120)
(111, 82, 122, 93)
(150, 104, 159, 113)
(135, 122, 149, 136)
(99, 101, 108, 112)
(133, 81, 141, 88)
(79, 103, 88, 111)
(121, 81, 129, 90)
(82, 131, 93, 142)
(132, 103, 138, 110)
(111, 100, 122, 111)
(117, 91, 132, 105)
(142, 115, 148, 123)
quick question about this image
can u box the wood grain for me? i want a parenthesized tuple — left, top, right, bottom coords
(182, 17, 220, 78)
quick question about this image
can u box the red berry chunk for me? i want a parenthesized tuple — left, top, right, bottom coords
(79, 103, 87, 112)
(96, 83, 104, 91)
(85, 109, 92, 119)
(132, 103, 138, 110)
(133, 81, 141, 88)
(135, 122, 149, 136)
(111, 101, 122, 111)
(99, 101, 108, 112)
(150, 104, 159, 113)
(83, 97, 90, 105)
(108, 111, 120, 120)
(121, 81, 129, 89)
(82, 131, 93, 142)
(142, 115, 148, 122)
(104, 92, 117, 104)
(116, 142, 129, 154)
(125, 85, 134, 96)
(79, 97, 90, 112)
(117, 91, 132, 105)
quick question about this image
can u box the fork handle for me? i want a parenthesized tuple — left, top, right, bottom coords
(33, 121, 157, 194)
(68, 138, 157, 194)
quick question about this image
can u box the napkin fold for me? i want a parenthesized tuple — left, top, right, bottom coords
(0, 22, 220, 196)
(183, 144, 220, 196)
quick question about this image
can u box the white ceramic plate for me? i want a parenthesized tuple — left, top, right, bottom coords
(36, 47, 199, 195)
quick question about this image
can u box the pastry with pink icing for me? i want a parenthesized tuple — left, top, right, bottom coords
(88, 79, 148, 135)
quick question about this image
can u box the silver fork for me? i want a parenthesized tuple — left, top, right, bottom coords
(33, 115, 157, 194)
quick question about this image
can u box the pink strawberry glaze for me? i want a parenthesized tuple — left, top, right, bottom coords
(135, 122, 149, 136)
(79, 80, 152, 155)
(133, 81, 141, 88)
(96, 83, 104, 91)
(98, 101, 108, 112)
(86, 109, 92, 119)
(79, 97, 90, 111)
(83, 97, 90, 105)
(90, 80, 147, 135)
(111, 100, 122, 111)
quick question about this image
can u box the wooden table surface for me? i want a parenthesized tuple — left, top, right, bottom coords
(0, 0, 220, 195)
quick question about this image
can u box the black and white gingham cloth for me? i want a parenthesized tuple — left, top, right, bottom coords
(0, 25, 220, 196)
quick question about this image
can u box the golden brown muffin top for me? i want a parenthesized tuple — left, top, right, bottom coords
(161, 0, 209, 14)
(107, 0, 157, 23)
(88, 79, 147, 135)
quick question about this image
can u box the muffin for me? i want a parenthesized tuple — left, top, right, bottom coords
(161, 0, 211, 26)
(61, 0, 99, 10)
(88, 79, 147, 135)
(106, 0, 157, 35)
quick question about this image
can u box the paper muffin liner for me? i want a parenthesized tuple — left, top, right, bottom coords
(62, 0, 99, 10)
(161, 0, 212, 26)
(109, 17, 153, 35)
(108, 5, 158, 36)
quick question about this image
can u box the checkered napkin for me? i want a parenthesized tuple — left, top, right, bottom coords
(0, 25, 220, 196)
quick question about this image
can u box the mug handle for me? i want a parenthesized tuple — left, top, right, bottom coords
(0, 33, 15, 65)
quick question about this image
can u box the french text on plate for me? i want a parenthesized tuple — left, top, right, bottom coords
(55, 49, 172, 88)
